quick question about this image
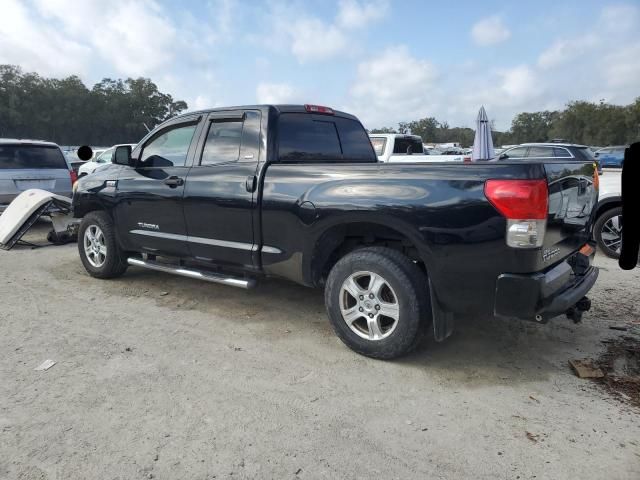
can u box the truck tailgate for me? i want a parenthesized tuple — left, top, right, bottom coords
(543, 161, 598, 264)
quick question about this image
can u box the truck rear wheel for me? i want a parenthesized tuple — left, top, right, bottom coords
(78, 211, 128, 278)
(324, 247, 429, 359)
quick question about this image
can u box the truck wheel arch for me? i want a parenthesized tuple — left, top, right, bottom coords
(73, 200, 111, 219)
(309, 221, 433, 287)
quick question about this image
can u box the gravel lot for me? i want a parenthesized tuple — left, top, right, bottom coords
(1, 224, 639, 479)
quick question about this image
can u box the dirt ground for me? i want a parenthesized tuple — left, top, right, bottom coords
(1, 224, 639, 479)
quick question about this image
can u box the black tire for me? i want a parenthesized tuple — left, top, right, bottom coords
(594, 206, 622, 259)
(78, 211, 128, 278)
(324, 247, 430, 359)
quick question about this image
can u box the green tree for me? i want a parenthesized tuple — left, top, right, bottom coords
(0, 65, 188, 145)
(369, 127, 397, 133)
(509, 111, 558, 143)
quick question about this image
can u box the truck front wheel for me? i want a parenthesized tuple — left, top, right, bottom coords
(78, 211, 128, 279)
(324, 247, 430, 359)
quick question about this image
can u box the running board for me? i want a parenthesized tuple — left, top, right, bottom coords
(127, 257, 256, 289)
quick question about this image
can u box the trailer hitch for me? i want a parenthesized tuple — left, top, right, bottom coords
(565, 296, 592, 324)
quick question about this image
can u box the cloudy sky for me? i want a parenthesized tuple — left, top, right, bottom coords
(1, 0, 638, 130)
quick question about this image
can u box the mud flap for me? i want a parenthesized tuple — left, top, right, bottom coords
(429, 278, 455, 342)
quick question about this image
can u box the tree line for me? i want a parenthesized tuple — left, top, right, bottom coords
(2, 64, 638, 148)
(0, 65, 188, 146)
(370, 98, 640, 147)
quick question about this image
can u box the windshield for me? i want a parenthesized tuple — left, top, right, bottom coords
(96, 148, 114, 163)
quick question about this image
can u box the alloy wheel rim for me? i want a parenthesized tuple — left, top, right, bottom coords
(84, 225, 107, 268)
(339, 271, 400, 341)
(601, 215, 622, 254)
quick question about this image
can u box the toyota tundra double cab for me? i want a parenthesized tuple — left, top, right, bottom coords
(72, 104, 599, 359)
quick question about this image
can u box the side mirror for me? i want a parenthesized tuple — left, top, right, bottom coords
(114, 145, 133, 166)
(499, 153, 508, 160)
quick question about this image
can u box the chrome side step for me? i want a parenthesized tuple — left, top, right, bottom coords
(127, 257, 256, 289)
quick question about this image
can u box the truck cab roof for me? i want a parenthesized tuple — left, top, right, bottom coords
(174, 104, 360, 122)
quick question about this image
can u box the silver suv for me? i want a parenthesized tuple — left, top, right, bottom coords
(0, 139, 75, 212)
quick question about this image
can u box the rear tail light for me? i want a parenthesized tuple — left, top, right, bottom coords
(463, 156, 471, 163)
(304, 104, 334, 115)
(484, 179, 548, 248)
(70, 169, 78, 185)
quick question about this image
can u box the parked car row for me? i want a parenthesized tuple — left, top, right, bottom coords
(594, 146, 627, 168)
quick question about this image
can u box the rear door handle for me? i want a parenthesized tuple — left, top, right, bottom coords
(164, 176, 184, 188)
(245, 175, 257, 193)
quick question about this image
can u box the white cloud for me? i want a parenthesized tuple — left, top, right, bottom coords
(265, 0, 387, 63)
(256, 83, 300, 104)
(289, 19, 348, 63)
(192, 95, 214, 110)
(537, 36, 598, 69)
(499, 65, 540, 99)
(33, 0, 178, 77)
(337, 0, 389, 29)
(470, 15, 511, 46)
(600, 4, 639, 31)
(347, 46, 438, 127)
(602, 42, 640, 92)
(0, 0, 91, 76)
(354, 4, 640, 132)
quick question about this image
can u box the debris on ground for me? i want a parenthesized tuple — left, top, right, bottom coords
(609, 326, 628, 332)
(34, 359, 56, 371)
(569, 359, 605, 379)
(526, 431, 539, 443)
(593, 336, 640, 408)
(160, 291, 169, 296)
(528, 395, 540, 403)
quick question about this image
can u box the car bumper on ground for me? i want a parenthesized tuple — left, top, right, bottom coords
(494, 251, 599, 322)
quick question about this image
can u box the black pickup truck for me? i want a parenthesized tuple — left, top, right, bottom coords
(73, 104, 599, 359)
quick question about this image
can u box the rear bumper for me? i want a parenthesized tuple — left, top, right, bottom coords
(494, 254, 599, 322)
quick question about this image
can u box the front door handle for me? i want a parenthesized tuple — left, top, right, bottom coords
(164, 176, 184, 188)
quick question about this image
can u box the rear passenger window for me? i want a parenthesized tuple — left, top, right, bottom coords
(527, 146, 554, 157)
(503, 147, 527, 159)
(201, 120, 243, 165)
(0, 145, 68, 169)
(553, 147, 572, 158)
(278, 114, 341, 162)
